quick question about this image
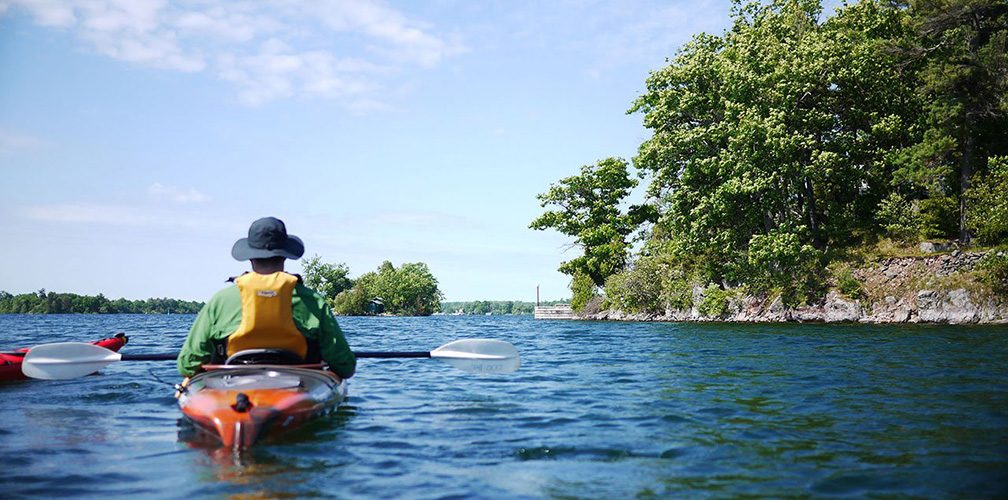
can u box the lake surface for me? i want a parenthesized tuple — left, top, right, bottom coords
(1, 314, 1006, 499)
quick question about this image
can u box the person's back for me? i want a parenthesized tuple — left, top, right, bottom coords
(177, 217, 355, 379)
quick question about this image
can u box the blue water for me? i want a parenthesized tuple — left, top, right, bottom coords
(1, 315, 1006, 499)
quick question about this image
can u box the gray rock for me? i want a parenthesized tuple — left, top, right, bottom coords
(917, 288, 979, 323)
(920, 241, 951, 253)
(764, 295, 791, 321)
(824, 291, 862, 322)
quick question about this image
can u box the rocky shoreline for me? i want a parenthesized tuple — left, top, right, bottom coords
(583, 249, 1008, 325)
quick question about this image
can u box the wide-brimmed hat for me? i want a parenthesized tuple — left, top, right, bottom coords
(231, 217, 305, 261)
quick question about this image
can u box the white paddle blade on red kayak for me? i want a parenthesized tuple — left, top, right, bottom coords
(429, 339, 521, 374)
(22, 342, 123, 380)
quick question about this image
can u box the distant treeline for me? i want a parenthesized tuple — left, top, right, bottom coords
(440, 300, 568, 315)
(0, 290, 204, 314)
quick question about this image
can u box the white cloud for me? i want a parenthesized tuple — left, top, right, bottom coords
(1, 0, 466, 106)
(148, 182, 210, 204)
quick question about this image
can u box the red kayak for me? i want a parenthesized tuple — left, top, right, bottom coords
(0, 334, 128, 382)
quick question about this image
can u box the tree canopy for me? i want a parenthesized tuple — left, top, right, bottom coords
(529, 157, 657, 287)
(300, 254, 353, 302)
(0, 290, 203, 314)
(331, 260, 444, 316)
(532, 0, 1008, 307)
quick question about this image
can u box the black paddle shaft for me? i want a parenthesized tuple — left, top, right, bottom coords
(354, 351, 431, 359)
(121, 354, 178, 361)
(112, 351, 434, 360)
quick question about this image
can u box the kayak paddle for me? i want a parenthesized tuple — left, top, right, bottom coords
(355, 339, 522, 374)
(21, 338, 521, 380)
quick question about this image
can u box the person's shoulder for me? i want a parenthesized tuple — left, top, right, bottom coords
(207, 283, 240, 304)
(294, 281, 326, 301)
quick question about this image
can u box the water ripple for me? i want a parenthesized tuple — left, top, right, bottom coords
(2, 315, 1007, 498)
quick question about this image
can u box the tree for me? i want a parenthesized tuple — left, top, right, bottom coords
(893, 0, 1008, 243)
(630, 0, 912, 290)
(300, 254, 354, 302)
(331, 261, 443, 316)
(530, 157, 656, 287)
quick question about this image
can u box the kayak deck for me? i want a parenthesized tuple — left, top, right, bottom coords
(176, 365, 346, 449)
(1, 334, 128, 382)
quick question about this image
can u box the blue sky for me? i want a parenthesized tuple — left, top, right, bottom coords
(0, 0, 734, 302)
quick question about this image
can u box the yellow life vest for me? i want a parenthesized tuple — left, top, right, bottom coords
(227, 272, 308, 359)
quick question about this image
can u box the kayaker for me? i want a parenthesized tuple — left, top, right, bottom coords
(177, 217, 356, 380)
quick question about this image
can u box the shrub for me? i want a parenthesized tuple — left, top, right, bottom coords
(662, 277, 693, 311)
(977, 251, 1008, 295)
(918, 195, 958, 239)
(834, 265, 863, 300)
(877, 192, 922, 242)
(603, 257, 664, 314)
(332, 287, 370, 315)
(570, 269, 597, 312)
(746, 229, 823, 297)
(697, 285, 731, 318)
(965, 156, 1008, 245)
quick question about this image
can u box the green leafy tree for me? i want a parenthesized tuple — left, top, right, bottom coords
(569, 269, 598, 312)
(332, 261, 443, 316)
(630, 0, 912, 291)
(530, 157, 657, 287)
(0, 291, 202, 314)
(300, 254, 354, 302)
(439, 301, 539, 315)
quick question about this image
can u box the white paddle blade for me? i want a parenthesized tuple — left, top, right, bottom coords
(22, 342, 123, 380)
(430, 339, 521, 374)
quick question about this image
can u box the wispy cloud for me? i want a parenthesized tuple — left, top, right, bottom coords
(23, 202, 154, 224)
(1, 0, 468, 106)
(0, 128, 48, 154)
(148, 182, 210, 204)
(19, 201, 237, 233)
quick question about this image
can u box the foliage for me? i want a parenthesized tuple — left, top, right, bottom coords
(570, 269, 598, 312)
(891, 0, 1008, 242)
(604, 256, 665, 314)
(300, 255, 353, 302)
(745, 229, 822, 293)
(0, 290, 203, 314)
(530, 157, 657, 287)
(877, 192, 923, 241)
(440, 301, 556, 315)
(976, 250, 1008, 293)
(330, 285, 372, 316)
(918, 195, 959, 238)
(630, 0, 915, 290)
(697, 286, 732, 318)
(833, 265, 864, 300)
(662, 277, 694, 311)
(332, 261, 443, 316)
(965, 156, 1008, 244)
(528, 0, 1008, 315)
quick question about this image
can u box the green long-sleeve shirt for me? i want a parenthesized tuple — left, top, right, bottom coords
(177, 282, 356, 377)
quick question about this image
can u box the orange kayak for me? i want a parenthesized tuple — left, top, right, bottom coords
(176, 364, 347, 449)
